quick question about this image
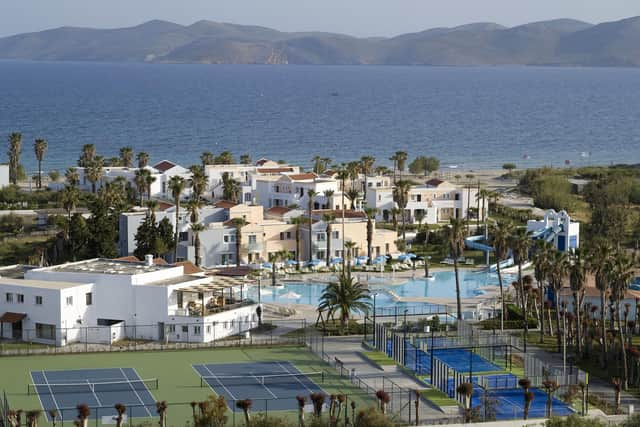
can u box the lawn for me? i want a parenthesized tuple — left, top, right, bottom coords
(420, 388, 458, 407)
(1, 345, 374, 426)
(362, 351, 396, 367)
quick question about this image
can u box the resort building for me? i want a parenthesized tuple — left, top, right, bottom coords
(526, 209, 580, 252)
(365, 179, 479, 225)
(254, 172, 340, 210)
(0, 258, 257, 346)
(0, 164, 9, 188)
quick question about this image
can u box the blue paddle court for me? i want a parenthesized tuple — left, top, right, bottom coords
(29, 368, 157, 421)
(193, 361, 325, 412)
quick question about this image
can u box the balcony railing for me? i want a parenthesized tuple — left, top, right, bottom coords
(169, 299, 257, 318)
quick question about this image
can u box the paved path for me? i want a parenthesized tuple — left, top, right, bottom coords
(320, 336, 462, 424)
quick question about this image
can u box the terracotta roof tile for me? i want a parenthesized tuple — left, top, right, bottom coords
(175, 260, 203, 275)
(266, 207, 292, 215)
(256, 167, 294, 174)
(153, 160, 177, 173)
(425, 178, 445, 187)
(287, 173, 317, 181)
(214, 200, 238, 209)
(0, 312, 26, 323)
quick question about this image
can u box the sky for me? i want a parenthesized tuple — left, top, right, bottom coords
(2, 0, 640, 38)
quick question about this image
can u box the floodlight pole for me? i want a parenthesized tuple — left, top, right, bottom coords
(563, 308, 567, 381)
(372, 293, 378, 347)
(430, 326, 435, 379)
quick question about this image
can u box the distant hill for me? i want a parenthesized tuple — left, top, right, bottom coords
(1, 17, 640, 66)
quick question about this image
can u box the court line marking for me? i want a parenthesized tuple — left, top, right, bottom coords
(30, 371, 50, 421)
(40, 371, 62, 414)
(86, 379, 103, 407)
(276, 362, 314, 394)
(119, 368, 153, 418)
(250, 373, 277, 399)
(199, 364, 238, 401)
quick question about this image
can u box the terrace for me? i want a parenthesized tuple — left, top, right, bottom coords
(170, 276, 256, 317)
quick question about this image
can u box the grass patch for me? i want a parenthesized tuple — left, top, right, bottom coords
(420, 388, 459, 407)
(362, 351, 396, 366)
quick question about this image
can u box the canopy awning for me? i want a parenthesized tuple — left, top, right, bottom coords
(0, 312, 26, 323)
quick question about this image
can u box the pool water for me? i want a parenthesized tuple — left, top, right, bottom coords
(249, 270, 515, 308)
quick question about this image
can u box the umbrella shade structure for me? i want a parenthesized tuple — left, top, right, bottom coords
(285, 259, 298, 266)
(397, 254, 410, 261)
(406, 253, 417, 259)
(330, 257, 343, 264)
(373, 256, 386, 265)
(356, 255, 369, 261)
(262, 262, 273, 269)
(306, 259, 322, 267)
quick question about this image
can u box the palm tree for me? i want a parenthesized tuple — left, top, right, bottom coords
(588, 239, 613, 367)
(609, 250, 636, 389)
(532, 240, 554, 343)
(86, 157, 105, 193)
(541, 379, 559, 417)
(446, 218, 466, 320)
(344, 241, 358, 280)
(78, 144, 96, 167)
(134, 169, 148, 205)
(231, 218, 248, 267)
(322, 213, 335, 266)
(76, 404, 90, 427)
(240, 154, 252, 165)
(319, 275, 371, 332)
(569, 249, 587, 358)
(222, 172, 240, 202)
(144, 169, 156, 200)
(190, 223, 205, 266)
(215, 151, 235, 165)
(456, 383, 473, 423)
(168, 176, 185, 262)
(65, 167, 79, 188)
(136, 151, 150, 168)
(477, 187, 491, 222)
(114, 404, 126, 427)
(360, 155, 375, 199)
(155, 401, 167, 427)
(291, 216, 304, 271)
(345, 188, 360, 210)
(364, 207, 378, 265)
(119, 147, 134, 168)
(549, 250, 570, 352)
(189, 165, 207, 201)
(34, 138, 47, 189)
(307, 190, 317, 262)
(395, 151, 408, 181)
(201, 151, 215, 168)
(465, 174, 475, 231)
(393, 180, 412, 242)
(490, 221, 514, 331)
(324, 189, 335, 210)
(511, 228, 532, 351)
(269, 250, 290, 286)
(336, 166, 349, 271)
(7, 132, 22, 185)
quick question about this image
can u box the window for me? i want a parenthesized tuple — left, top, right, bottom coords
(182, 325, 188, 333)
(16, 294, 24, 304)
(85, 293, 92, 306)
(35, 296, 43, 305)
(248, 235, 257, 244)
(179, 231, 189, 241)
(193, 326, 201, 335)
(316, 251, 325, 260)
(223, 321, 228, 329)
(35, 323, 56, 340)
(168, 325, 176, 333)
(223, 234, 236, 243)
(5, 293, 12, 303)
(66, 296, 73, 306)
(177, 291, 183, 308)
(332, 231, 339, 239)
(286, 231, 292, 239)
(206, 325, 211, 334)
(316, 233, 326, 241)
(279, 232, 285, 240)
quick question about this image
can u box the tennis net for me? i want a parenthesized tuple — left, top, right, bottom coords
(27, 378, 159, 395)
(200, 371, 324, 387)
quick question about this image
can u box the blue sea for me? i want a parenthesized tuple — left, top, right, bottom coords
(1, 60, 640, 173)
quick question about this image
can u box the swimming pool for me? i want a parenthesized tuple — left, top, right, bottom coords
(249, 270, 515, 308)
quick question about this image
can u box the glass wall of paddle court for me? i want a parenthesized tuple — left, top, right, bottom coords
(1, 344, 402, 427)
(370, 321, 587, 421)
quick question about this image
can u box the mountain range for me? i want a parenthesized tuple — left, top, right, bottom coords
(1, 16, 640, 66)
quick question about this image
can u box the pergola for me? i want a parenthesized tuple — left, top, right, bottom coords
(178, 276, 253, 316)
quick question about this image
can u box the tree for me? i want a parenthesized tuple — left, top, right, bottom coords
(588, 239, 613, 367)
(393, 151, 408, 181)
(393, 180, 412, 242)
(76, 405, 90, 427)
(532, 240, 554, 343)
(34, 138, 47, 189)
(490, 221, 514, 331)
(134, 169, 148, 205)
(48, 169, 60, 183)
(269, 250, 290, 287)
(78, 144, 96, 168)
(221, 172, 240, 203)
(86, 195, 120, 258)
(360, 155, 375, 200)
(502, 163, 517, 172)
(86, 157, 104, 193)
(477, 188, 491, 222)
(144, 168, 156, 200)
(215, 151, 235, 165)
(345, 188, 359, 210)
(511, 228, 532, 351)
(134, 204, 174, 259)
(201, 151, 215, 168)
(569, 249, 587, 358)
(465, 174, 474, 231)
(7, 132, 22, 185)
(136, 151, 149, 168)
(60, 185, 80, 234)
(114, 404, 126, 427)
(409, 155, 440, 177)
(456, 383, 473, 423)
(322, 213, 335, 267)
(168, 176, 185, 262)
(231, 217, 247, 267)
(190, 223, 205, 267)
(68, 213, 89, 261)
(290, 216, 304, 271)
(119, 146, 133, 168)
(541, 379, 559, 417)
(324, 189, 335, 210)
(307, 190, 317, 262)
(549, 250, 570, 352)
(319, 275, 371, 332)
(364, 207, 378, 266)
(239, 154, 251, 165)
(189, 165, 207, 201)
(344, 241, 358, 280)
(446, 218, 466, 320)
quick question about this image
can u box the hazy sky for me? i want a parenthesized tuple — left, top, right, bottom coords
(2, 0, 640, 37)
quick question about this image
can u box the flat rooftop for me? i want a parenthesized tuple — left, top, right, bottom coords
(0, 277, 87, 290)
(0, 265, 36, 279)
(145, 275, 207, 287)
(46, 259, 173, 275)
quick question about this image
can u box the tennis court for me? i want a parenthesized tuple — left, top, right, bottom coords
(403, 340, 505, 375)
(193, 361, 325, 412)
(30, 368, 157, 420)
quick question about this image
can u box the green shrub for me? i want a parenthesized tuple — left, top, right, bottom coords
(546, 414, 608, 427)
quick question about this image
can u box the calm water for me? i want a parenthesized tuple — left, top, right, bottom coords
(2, 60, 640, 173)
(249, 270, 517, 307)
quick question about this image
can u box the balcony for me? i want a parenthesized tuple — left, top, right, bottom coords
(170, 299, 257, 318)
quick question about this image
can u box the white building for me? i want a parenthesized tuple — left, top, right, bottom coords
(0, 258, 257, 346)
(0, 164, 9, 188)
(527, 209, 580, 252)
(365, 179, 478, 224)
(255, 172, 339, 210)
